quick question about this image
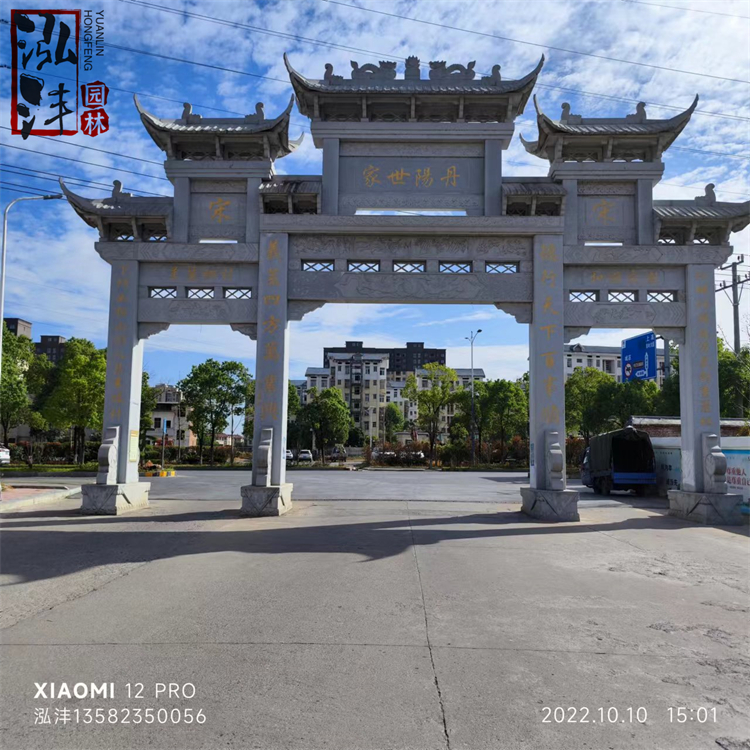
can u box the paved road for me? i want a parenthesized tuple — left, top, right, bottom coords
(6, 469, 667, 507)
(1, 496, 747, 750)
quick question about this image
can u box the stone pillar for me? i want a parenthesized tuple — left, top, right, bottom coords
(668, 265, 744, 524)
(484, 139, 502, 216)
(241, 232, 293, 516)
(521, 234, 579, 521)
(562, 179, 578, 245)
(81, 260, 150, 514)
(322, 138, 340, 215)
(171, 176, 190, 243)
(636, 178, 654, 245)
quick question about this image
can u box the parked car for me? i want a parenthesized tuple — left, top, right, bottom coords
(0, 444, 9, 465)
(329, 445, 347, 461)
(298, 449, 313, 463)
(284, 449, 293, 461)
(581, 426, 656, 496)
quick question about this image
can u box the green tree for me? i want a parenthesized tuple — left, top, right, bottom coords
(489, 379, 528, 462)
(299, 387, 351, 463)
(347, 425, 365, 447)
(403, 362, 458, 466)
(383, 402, 405, 443)
(610, 379, 659, 427)
(178, 360, 233, 465)
(0, 327, 29, 445)
(718, 339, 750, 418)
(139, 372, 160, 450)
(43, 338, 106, 464)
(222, 361, 252, 464)
(565, 367, 616, 444)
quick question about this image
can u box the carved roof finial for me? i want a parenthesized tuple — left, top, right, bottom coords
(481, 64, 502, 84)
(695, 183, 717, 205)
(181, 102, 192, 120)
(323, 63, 343, 83)
(255, 102, 265, 120)
(625, 101, 647, 122)
(429, 60, 476, 81)
(405, 55, 421, 80)
(560, 102, 570, 121)
(112, 179, 122, 198)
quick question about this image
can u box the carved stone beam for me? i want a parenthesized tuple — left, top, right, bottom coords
(495, 302, 531, 323)
(138, 322, 170, 340)
(564, 326, 590, 343)
(288, 301, 325, 321)
(231, 323, 258, 340)
(652, 327, 685, 345)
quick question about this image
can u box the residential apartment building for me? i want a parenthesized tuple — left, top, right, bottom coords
(323, 341, 445, 375)
(36, 335, 67, 364)
(4, 317, 32, 338)
(305, 353, 390, 439)
(146, 384, 196, 448)
(305, 342, 486, 443)
(564, 344, 666, 386)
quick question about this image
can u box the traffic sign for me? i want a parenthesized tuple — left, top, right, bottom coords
(621, 332, 656, 382)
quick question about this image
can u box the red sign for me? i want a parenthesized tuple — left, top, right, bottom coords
(81, 107, 109, 137)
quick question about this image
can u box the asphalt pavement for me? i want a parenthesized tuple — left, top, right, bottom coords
(1, 494, 748, 750)
(4, 469, 668, 507)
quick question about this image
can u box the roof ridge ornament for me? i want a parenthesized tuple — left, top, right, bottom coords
(429, 60, 476, 81)
(625, 102, 647, 123)
(350, 60, 398, 80)
(695, 183, 716, 206)
(480, 64, 502, 84)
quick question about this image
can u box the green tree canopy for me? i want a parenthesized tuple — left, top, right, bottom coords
(383, 401, 405, 443)
(43, 338, 106, 463)
(488, 379, 528, 461)
(299, 387, 351, 462)
(564, 367, 616, 444)
(139, 372, 161, 450)
(178, 359, 250, 465)
(403, 362, 457, 465)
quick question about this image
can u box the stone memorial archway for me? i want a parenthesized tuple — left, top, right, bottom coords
(62, 54, 748, 523)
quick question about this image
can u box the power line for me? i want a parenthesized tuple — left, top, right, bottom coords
(0, 167, 169, 197)
(0, 181, 50, 195)
(0, 63, 246, 117)
(111, 2, 750, 123)
(620, 0, 750, 19)
(322, 0, 750, 84)
(0, 143, 170, 182)
(0, 126, 163, 166)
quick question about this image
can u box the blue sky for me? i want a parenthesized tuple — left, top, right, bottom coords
(1, 0, 748, 384)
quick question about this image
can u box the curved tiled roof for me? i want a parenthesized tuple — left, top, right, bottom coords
(521, 95, 699, 158)
(134, 94, 302, 158)
(654, 201, 750, 221)
(284, 53, 545, 95)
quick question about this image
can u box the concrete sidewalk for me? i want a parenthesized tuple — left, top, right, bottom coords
(1, 497, 748, 749)
(0, 484, 79, 511)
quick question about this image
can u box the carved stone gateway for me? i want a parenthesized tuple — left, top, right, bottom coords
(63, 54, 748, 523)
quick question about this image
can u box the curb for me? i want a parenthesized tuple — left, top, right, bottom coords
(143, 470, 177, 477)
(0, 486, 80, 512)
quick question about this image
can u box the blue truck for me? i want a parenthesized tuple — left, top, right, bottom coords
(581, 426, 657, 496)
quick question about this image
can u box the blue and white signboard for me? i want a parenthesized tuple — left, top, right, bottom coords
(621, 332, 656, 382)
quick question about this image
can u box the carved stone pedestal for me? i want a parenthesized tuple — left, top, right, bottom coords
(521, 487, 580, 522)
(668, 490, 745, 526)
(81, 482, 150, 515)
(240, 483, 293, 517)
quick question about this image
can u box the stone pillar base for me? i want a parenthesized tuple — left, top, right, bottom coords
(81, 482, 150, 515)
(668, 489, 745, 526)
(521, 487, 580, 522)
(240, 483, 293, 517)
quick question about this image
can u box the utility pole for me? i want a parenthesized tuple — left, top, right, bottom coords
(464, 329, 482, 465)
(717, 255, 748, 354)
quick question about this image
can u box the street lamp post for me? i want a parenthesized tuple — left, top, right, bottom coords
(465, 329, 482, 465)
(0, 194, 62, 382)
